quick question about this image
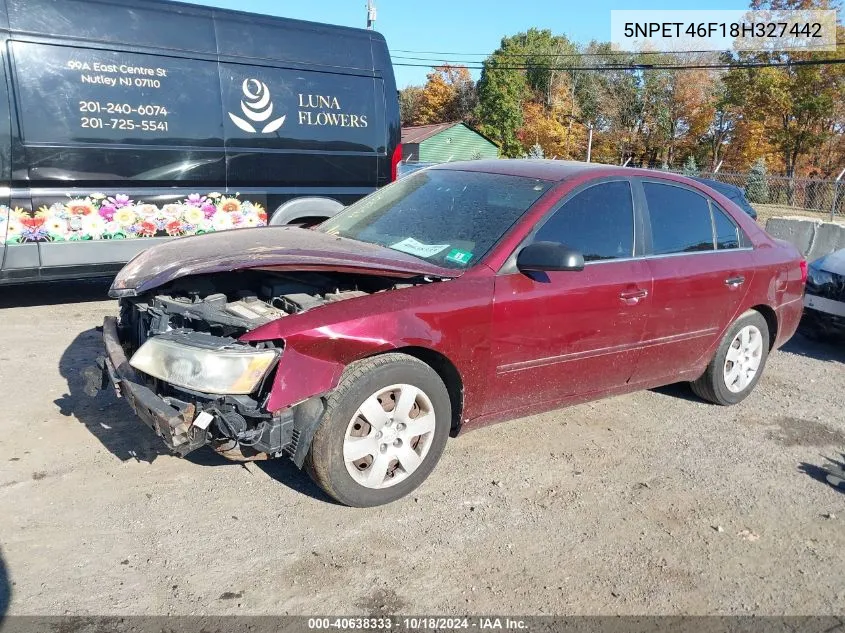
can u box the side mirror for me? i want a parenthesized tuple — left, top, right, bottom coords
(516, 241, 585, 273)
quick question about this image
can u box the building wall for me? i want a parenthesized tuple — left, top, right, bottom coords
(418, 125, 498, 163)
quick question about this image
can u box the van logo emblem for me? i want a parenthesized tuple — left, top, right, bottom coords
(228, 79, 286, 134)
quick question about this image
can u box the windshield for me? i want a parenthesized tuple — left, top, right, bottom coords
(319, 168, 553, 269)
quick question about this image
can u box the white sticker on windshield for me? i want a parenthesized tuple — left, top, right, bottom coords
(390, 238, 449, 259)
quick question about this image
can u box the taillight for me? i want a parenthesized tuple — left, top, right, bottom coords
(390, 143, 402, 182)
(799, 259, 808, 285)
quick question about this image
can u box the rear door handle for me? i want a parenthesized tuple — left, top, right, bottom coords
(724, 275, 746, 288)
(619, 289, 648, 304)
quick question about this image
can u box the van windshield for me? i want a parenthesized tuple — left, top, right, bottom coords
(319, 169, 552, 269)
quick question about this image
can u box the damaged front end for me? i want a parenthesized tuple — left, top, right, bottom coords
(100, 268, 433, 463)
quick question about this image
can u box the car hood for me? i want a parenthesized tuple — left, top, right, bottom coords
(814, 249, 845, 276)
(109, 226, 458, 296)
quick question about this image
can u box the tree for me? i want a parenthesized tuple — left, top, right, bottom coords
(745, 159, 770, 203)
(723, 0, 845, 185)
(477, 53, 527, 157)
(417, 65, 477, 125)
(682, 156, 699, 177)
(527, 143, 545, 159)
(399, 86, 424, 127)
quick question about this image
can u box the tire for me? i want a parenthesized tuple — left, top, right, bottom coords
(691, 310, 770, 406)
(305, 353, 451, 507)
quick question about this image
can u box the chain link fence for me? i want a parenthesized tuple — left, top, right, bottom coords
(676, 171, 845, 225)
(400, 161, 845, 225)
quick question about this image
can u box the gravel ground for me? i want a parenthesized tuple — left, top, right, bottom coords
(0, 280, 843, 616)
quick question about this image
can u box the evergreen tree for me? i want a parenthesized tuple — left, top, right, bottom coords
(682, 156, 699, 177)
(745, 159, 769, 204)
(527, 143, 545, 159)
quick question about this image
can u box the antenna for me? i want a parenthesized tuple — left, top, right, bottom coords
(366, 0, 376, 29)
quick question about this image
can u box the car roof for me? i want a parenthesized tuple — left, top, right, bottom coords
(428, 159, 706, 185)
(694, 177, 742, 194)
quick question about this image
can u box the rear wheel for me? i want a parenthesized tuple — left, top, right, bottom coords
(691, 310, 770, 405)
(306, 354, 451, 507)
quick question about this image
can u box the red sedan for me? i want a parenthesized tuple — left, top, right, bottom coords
(102, 160, 806, 506)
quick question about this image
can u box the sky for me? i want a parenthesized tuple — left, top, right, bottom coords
(181, 0, 751, 87)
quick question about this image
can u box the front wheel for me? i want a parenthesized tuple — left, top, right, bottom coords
(306, 353, 451, 507)
(691, 310, 770, 405)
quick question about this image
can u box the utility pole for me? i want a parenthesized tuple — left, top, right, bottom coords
(366, 0, 376, 29)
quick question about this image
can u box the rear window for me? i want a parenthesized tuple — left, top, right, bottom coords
(713, 204, 743, 250)
(644, 182, 714, 255)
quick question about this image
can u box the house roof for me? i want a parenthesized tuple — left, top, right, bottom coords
(401, 122, 461, 145)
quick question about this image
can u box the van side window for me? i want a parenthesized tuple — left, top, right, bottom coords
(643, 182, 714, 254)
(534, 181, 634, 261)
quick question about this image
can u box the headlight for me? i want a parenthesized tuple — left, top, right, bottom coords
(807, 263, 835, 287)
(130, 333, 280, 395)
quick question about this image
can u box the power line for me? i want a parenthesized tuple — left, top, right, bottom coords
(393, 57, 845, 71)
(392, 42, 841, 59)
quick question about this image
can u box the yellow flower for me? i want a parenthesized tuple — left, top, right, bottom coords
(114, 207, 137, 227)
(183, 206, 205, 225)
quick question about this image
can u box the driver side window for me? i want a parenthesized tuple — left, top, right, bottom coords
(533, 180, 635, 262)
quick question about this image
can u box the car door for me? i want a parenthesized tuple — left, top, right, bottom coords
(486, 179, 652, 416)
(630, 179, 755, 386)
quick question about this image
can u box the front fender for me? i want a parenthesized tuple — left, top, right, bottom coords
(239, 275, 494, 416)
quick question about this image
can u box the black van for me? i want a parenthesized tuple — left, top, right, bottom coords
(0, 0, 400, 284)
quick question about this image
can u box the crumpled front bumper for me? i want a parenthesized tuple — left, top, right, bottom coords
(99, 316, 209, 456)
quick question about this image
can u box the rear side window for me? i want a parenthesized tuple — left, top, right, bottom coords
(534, 181, 634, 261)
(643, 182, 713, 254)
(712, 204, 743, 249)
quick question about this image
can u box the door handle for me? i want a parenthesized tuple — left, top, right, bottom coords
(619, 288, 648, 304)
(724, 275, 746, 288)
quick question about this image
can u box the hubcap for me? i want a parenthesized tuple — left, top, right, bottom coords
(343, 383, 436, 489)
(723, 325, 763, 393)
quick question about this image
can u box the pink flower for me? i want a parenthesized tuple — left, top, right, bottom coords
(202, 202, 216, 219)
(108, 194, 132, 208)
(98, 205, 116, 221)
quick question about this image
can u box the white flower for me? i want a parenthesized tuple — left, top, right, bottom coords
(211, 213, 234, 231)
(82, 214, 108, 238)
(105, 221, 123, 235)
(46, 217, 69, 236)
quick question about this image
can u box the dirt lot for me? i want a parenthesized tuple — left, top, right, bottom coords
(0, 280, 843, 616)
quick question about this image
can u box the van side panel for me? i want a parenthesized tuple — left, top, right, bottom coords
(0, 0, 399, 283)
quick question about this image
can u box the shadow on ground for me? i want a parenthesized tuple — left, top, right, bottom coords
(799, 454, 845, 496)
(0, 546, 10, 622)
(57, 328, 332, 502)
(782, 330, 845, 363)
(0, 278, 113, 309)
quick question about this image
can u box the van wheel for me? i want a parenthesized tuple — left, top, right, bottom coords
(691, 310, 770, 406)
(305, 354, 451, 507)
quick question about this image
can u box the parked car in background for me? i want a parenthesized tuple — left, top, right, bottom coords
(693, 177, 759, 220)
(800, 248, 845, 340)
(0, 0, 400, 285)
(100, 160, 805, 507)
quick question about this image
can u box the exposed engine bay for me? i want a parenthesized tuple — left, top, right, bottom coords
(111, 270, 434, 463)
(119, 269, 425, 348)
